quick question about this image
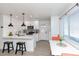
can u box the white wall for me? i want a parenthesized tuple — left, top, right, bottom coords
(0, 15, 3, 37)
(0, 15, 3, 49)
(51, 16, 60, 38)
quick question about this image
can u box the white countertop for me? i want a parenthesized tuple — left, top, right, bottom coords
(2, 35, 34, 39)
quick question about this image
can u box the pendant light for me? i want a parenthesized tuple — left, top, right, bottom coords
(8, 14, 13, 27)
(21, 13, 26, 27)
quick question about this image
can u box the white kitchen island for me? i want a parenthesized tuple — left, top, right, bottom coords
(0, 34, 36, 52)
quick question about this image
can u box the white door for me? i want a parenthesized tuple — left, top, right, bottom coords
(39, 25, 49, 40)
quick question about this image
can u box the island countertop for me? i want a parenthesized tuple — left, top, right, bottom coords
(2, 35, 35, 39)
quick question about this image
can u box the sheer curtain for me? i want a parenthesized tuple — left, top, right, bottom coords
(63, 16, 69, 36)
(70, 11, 79, 38)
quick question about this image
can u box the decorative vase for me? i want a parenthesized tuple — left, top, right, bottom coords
(8, 32, 13, 36)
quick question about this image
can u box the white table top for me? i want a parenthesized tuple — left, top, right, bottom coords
(49, 40, 79, 56)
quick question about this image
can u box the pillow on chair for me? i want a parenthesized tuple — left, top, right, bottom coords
(52, 35, 60, 41)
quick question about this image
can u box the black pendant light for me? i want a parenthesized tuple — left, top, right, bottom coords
(8, 14, 13, 27)
(21, 13, 26, 27)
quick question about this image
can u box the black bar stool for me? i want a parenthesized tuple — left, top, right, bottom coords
(15, 42, 26, 55)
(2, 41, 14, 53)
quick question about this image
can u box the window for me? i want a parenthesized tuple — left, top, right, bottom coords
(70, 11, 79, 38)
(62, 8, 79, 38)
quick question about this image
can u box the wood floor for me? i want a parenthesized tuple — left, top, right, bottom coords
(0, 40, 51, 56)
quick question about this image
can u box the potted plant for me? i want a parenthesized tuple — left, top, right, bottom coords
(57, 35, 64, 46)
(60, 38, 63, 46)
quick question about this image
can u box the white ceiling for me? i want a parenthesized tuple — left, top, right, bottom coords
(0, 3, 73, 20)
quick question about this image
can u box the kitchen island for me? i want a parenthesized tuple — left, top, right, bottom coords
(0, 34, 36, 52)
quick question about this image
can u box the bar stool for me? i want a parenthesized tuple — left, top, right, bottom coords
(2, 41, 14, 53)
(15, 42, 26, 55)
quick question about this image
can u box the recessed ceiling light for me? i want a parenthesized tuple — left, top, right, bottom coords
(30, 15, 33, 18)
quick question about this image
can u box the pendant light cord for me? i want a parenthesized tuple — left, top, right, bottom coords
(21, 13, 26, 26)
(8, 14, 13, 27)
(10, 14, 12, 23)
(22, 13, 24, 23)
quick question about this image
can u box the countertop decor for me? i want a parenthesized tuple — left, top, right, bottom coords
(8, 32, 13, 36)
